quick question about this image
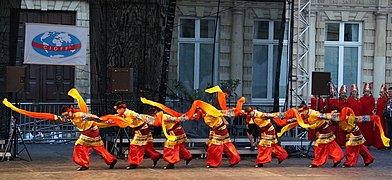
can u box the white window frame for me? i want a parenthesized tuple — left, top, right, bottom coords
(252, 20, 288, 103)
(177, 17, 218, 90)
(324, 22, 362, 94)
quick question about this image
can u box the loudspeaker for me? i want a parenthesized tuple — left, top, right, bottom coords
(312, 71, 331, 95)
(6, 66, 26, 92)
(108, 68, 133, 93)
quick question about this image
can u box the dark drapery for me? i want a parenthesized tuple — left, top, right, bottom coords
(89, 0, 169, 115)
(0, 0, 21, 139)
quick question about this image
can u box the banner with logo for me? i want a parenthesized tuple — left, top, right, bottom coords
(24, 23, 88, 66)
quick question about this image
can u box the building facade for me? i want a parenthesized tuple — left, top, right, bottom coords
(168, 0, 392, 109)
(5, 0, 392, 107)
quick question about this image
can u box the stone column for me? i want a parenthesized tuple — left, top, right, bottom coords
(373, 13, 387, 98)
(231, 7, 244, 96)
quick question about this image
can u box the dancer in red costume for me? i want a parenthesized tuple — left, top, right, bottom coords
(374, 84, 388, 149)
(188, 98, 242, 168)
(243, 106, 288, 167)
(141, 101, 193, 169)
(359, 82, 375, 146)
(2, 88, 117, 171)
(338, 107, 374, 167)
(199, 108, 241, 168)
(296, 102, 344, 168)
(113, 101, 162, 169)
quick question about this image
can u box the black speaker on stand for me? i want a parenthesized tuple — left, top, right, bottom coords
(2, 66, 32, 161)
(302, 71, 331, 158)
(107, 68, 133, 159)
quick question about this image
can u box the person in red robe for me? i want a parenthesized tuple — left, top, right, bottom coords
(375, 84, 388, 149)
(347, 84, 363, 115)
(329, 85, 349, 146)
(359, 82, 375, 146)
(347, 85, 363, 140)
(324, 83, 338, 113)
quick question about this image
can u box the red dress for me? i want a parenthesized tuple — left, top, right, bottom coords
(374, 97, 388, 149)
(360, 96, 375, 146)
(347, 97, 363, 116)
(328, 98, 348, 146)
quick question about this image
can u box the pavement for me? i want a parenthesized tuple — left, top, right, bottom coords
(1, 143, 392, 179)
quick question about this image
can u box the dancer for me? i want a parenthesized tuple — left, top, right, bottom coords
(113, 101, 162, 169)
(2, 88, 117, 171)
(296, 102, 344, 168)
(140, 98, 193, 169)
(338, 107, 374, 167)
(196, 102, 241, 168)
(205, 86, 251, 150)
(243, 106, 288, 167)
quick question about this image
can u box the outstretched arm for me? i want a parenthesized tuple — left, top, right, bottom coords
(80, 113, 102, 122)
(318, 112, 340, 122)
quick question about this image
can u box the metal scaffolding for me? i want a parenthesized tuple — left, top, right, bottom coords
(290, 0, 311, 107)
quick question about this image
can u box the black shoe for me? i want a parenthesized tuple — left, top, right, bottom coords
(365, 160, 374, 167)
(185, 157, 193, 165)
(250, 146, 256, 151)
(109, 159, 117, 169)
(153, 155, 162, 167)
(342, 164, 352, 168)
(126, 164, 138, 169)
(255, 164, 263, 168)
(308, 164, 318, 168)
(278, 160, 283, 164)
(164, 164, 175, 169)
(333, 160, 341, 167)
(206, 164, 216, 168)
(229, 162, 239, 167)
(77, 166, 89, 171)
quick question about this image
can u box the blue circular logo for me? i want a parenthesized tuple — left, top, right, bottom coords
(31, 31, 82, 58)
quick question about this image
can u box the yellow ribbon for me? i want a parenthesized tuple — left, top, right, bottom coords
(277, 122, 299, 137)
(205, 85, 223, 93)
(161, 115, 177, 142)
(205, 85, 227, 110)
(68, 88, 88, 113)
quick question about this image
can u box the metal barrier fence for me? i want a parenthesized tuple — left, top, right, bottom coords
(7, 100, 300, 144)
(10, 102, 79, 144)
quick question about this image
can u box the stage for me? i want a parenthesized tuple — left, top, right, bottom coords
(1, 143, 392, 179)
